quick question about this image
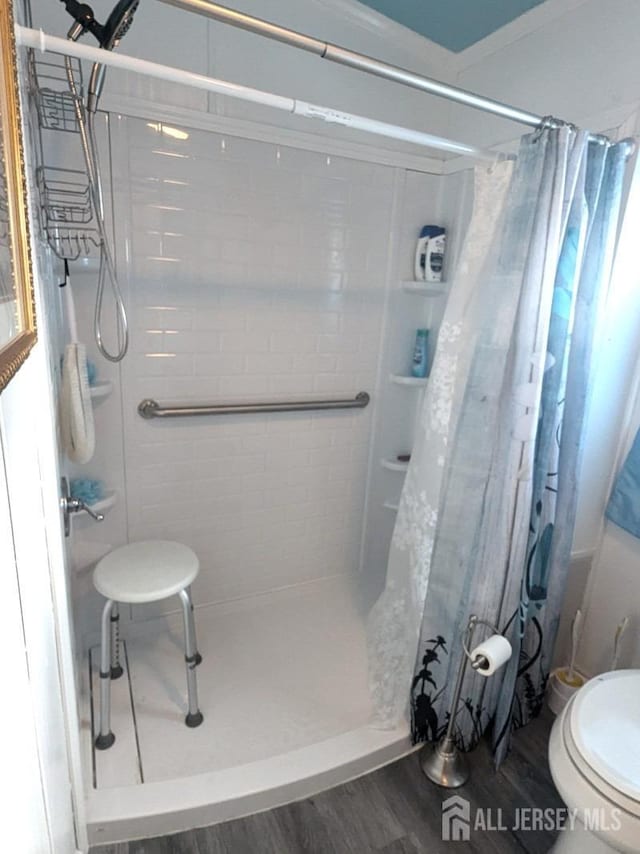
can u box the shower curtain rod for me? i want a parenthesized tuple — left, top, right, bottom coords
(156, 0, 604, 140)
(16, 25, 498, 161)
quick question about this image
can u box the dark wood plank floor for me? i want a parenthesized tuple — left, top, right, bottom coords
(92, 711, 562, 854)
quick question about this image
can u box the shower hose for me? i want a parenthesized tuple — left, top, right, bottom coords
(65, 57, 129, 363)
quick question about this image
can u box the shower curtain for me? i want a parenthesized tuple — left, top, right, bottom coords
(368, 126, 630, 762)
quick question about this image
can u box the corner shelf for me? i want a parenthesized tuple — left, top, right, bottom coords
(389, 373, 428, 387)
(89, 381, 113, 402)
(381, 457, 409, 473)
(383, 501, 399, 512)
(401, 280, 445, 296)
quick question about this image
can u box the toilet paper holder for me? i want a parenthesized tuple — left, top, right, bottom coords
(420, 613, 510, 789)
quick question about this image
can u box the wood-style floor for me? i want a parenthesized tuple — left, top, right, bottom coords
(92, 711, 562, 854)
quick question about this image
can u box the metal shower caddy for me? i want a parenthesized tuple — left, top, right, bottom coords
(28, 51, 100, 260)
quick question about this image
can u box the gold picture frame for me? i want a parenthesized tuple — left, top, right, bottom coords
(0, 0, 36, 392)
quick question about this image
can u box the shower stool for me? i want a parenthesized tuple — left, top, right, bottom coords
(92, 540, 203, 750)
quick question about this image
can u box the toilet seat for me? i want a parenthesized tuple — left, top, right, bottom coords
(563, 670, 640, 818)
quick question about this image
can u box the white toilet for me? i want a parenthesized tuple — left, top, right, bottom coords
(548, 669, 640, 853)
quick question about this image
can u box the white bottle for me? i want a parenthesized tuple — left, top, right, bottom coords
(414, 226, 446, 282)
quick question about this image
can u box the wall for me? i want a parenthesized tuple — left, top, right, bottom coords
(61, 114, 464, 624)
(448, 0, 640, 152)
(120, 117, 396, 609)
(0, 69, 84, 839)
(0, 354, 80, 853)
(0, 440, 57, 852)
(41, 103, 471, 639)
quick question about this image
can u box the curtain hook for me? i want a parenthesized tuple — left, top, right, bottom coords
(533, 115, 566, 142)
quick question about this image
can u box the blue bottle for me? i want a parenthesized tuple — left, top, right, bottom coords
(411, 329, 429, 378)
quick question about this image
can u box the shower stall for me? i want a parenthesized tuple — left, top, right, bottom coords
(15, 0, 624, 845)
(58, 115, 467, 840)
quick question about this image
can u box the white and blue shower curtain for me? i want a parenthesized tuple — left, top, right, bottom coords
(368, 126, 630, 763)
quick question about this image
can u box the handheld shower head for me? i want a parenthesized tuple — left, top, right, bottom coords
(61, 0, 134, 362)
(61, 0, 140, 111)
(102, 0, 139, 49)
(85, 0, 139, 112)
(62, 0, 139, 48)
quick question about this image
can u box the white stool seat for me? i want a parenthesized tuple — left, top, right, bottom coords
(93, 540, 199, 604)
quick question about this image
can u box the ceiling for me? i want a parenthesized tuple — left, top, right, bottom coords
(357, 0, 547, 52)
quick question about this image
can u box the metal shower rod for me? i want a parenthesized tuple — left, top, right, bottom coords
(16, 26, 498, 161)
(156, 0, 572, 133)
(17, 0, 611, 157)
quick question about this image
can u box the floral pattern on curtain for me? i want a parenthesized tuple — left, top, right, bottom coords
(367, 127, 630, 763)
(367, 160, 514, 730)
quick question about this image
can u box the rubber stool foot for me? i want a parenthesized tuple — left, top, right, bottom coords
(95, 732, 116, 750)
(110, 664, 124, 679)
(195, 652, 202, 666)
(185, 711, 204, 728)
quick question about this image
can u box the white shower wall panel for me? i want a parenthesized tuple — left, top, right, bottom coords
(110, 116, 396, 609)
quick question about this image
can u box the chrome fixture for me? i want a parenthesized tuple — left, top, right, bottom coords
(86, 0, 141, 113)
(156, 0, 612, 145)
(60, 0, 140, 109)
(20, 26, 495, 161)
(138, 391, 371, 419)
(60, 0, 139, 51)
(59, 0, 137, 362)
(156, 0, 552, 130)
(60, 476, 105, 537)
(420, 615, 501, 788)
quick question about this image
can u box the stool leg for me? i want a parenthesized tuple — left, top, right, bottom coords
(178, 588, 203, 728)
(186, 587, 202, 666)
(95, 599, 116, 750)
(110, 603, 123, 679)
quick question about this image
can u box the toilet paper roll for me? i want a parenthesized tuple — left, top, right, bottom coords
(470, 634, 512, 676)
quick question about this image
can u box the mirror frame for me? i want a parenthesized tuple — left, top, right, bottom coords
(0, 0, 36, 393)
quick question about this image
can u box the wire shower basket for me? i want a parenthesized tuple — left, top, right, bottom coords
(28, 52, 102, 260)
(37, 167, 101, 260)
(28, 52, 84, 134)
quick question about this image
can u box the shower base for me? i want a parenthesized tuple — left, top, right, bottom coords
(82, 575, 411, 845)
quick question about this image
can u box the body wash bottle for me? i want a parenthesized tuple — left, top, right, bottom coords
(411, 329, 429, 378)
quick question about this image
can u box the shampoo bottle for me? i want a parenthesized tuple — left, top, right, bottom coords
(414, 225, 446, 282)
(411, 329, 429, 378)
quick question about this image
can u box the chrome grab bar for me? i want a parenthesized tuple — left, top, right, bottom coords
(138, 391, 370, 419)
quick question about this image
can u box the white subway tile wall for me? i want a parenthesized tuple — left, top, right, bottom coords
(111, 118, 395, 609)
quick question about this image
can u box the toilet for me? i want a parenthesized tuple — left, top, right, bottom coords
(548, 669, 640, 853)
